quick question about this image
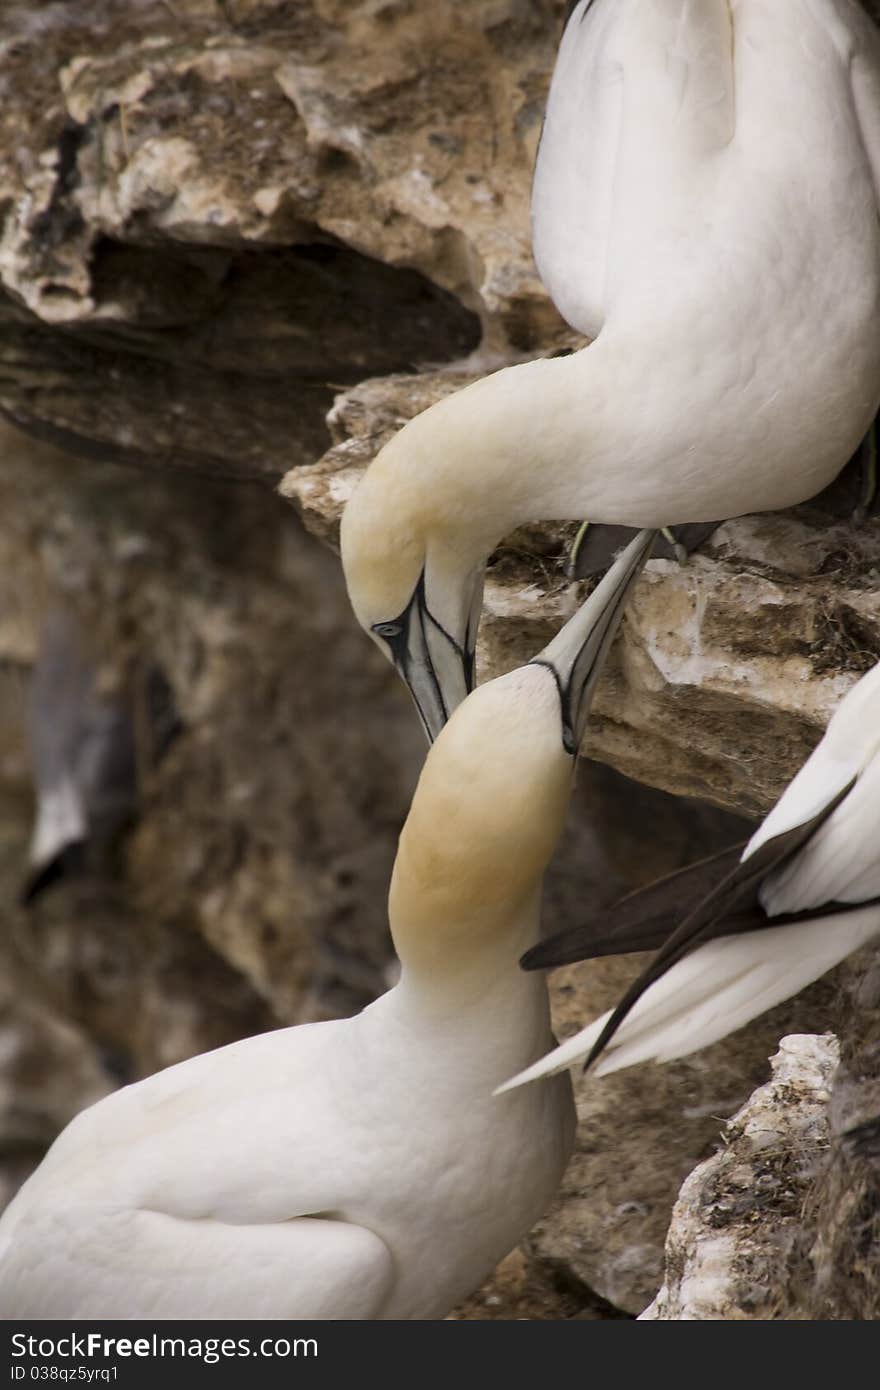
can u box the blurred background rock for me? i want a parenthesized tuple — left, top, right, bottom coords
(0, 0, 877, 1318)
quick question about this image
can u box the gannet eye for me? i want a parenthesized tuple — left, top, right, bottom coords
(373, 622, 403, 640)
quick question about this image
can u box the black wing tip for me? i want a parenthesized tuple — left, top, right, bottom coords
(575, 780, 861, 1070)
(20, 840, 87, 906)
(564, 0, 597, 28)
(519, 944, 554, 972)
(520, 930, 605, 971)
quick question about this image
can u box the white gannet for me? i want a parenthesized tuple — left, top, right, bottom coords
(502, 655, 880, 1091)
(341, 0, 880, 741)
(0, 531, 655, 1320)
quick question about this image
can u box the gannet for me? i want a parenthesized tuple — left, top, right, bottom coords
(0, 531, 654, 1320)
(501, 656, 880, 1091)
(22, 611, 179, 905)
(341, 0, 880, 741)
(23, 611, 137, 904)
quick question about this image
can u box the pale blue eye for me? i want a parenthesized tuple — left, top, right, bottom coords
(374, 622, 402, 640)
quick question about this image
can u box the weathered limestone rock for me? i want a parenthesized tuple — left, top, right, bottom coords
(641, 1034, 840, 1320)
(642, 992, 880, 1321)
(0, 0, 575, 478)
(531, 969, 846, 1315)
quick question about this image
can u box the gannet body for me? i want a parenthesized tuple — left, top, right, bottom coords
(0, 978, 569, 1319)
(341, 0, 880, 739)
(0, 531, 656, 1319)
(504, 657, 880, 1090)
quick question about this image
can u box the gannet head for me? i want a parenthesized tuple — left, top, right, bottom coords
(340, 399, 497, 744)
(389, 530, 655, 957)
(342, 352, 615, 740)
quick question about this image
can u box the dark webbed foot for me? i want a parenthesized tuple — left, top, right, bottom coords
(569, 520, 720, 579)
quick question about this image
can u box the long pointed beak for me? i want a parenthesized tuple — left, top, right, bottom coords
(531, 529, 656, 754)
(385, 577, 476, 744)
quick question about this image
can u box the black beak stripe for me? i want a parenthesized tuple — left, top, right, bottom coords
(373, 573, 474, 744)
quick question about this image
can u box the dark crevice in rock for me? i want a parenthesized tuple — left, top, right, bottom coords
(0, 405, 293, 485)
(87, 235, 481, 377)
(30, 120, 88, 254)
(0, 234, 480, 481)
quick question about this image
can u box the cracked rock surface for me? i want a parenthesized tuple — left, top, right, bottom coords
(641, 1034, 840, 1320)
(644, 984, 880, 1322)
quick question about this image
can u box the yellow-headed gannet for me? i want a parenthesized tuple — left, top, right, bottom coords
(0, 531, 655, 1319)
(341, 0, 880, 740)
(502, 656, 880, 1090)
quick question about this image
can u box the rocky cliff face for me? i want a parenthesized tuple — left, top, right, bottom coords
(0, 0, 878, 1320)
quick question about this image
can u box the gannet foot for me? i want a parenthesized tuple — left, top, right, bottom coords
(569, 521, 719, 579)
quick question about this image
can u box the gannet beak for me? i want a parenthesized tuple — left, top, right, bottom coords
(374, 574, 477, 744)
(531, 529, 657, 754)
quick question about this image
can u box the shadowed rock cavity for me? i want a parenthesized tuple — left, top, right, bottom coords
(0, 236, 479, 479)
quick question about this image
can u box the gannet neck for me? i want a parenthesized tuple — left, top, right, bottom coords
(341, 347, 638, 620)
(389, 892, 551, 1066)
(388, 664, 572, 993)
(371, 349, 635, 557)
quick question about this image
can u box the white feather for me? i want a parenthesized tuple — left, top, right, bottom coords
(500, 907, 880, 1091)
(535, 0, 880, 342)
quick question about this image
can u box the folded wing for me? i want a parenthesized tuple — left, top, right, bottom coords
(532, 0, 735, 337)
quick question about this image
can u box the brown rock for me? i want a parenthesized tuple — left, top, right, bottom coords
(0, 0, 576, 479)
(0, 420, 424, 1070)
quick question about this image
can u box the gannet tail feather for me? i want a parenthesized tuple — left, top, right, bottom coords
(508, 774, 859, 1094)
(499, 904, 880, 1093)
(576, 775, 858, 1072)
(522, 842, 748, 968)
